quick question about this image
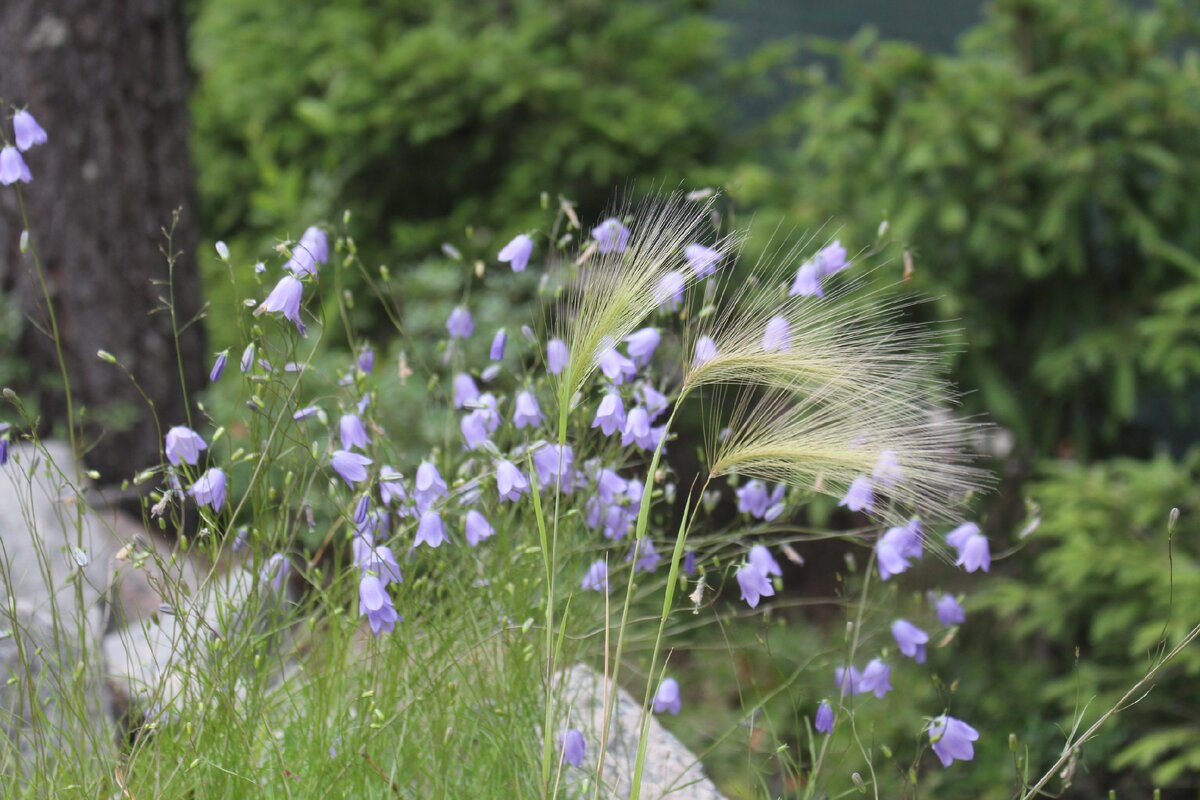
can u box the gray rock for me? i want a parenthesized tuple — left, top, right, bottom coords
(558, 664, 725, 799)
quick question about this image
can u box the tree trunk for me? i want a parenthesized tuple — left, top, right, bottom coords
(0, 0, 206, 487)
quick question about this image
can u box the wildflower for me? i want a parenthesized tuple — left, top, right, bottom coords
(498, 233, 534, 272)
(215, 241, 230, 260)
(446, 306, 474, 339)
(748, 545, 782, 578)
(240, 343, 255, 373)
(858, 659, 892, 698)
(693, 336, 718, 367)
(955, 530, 991, 573)
(259, 274, 306, 334)
(379, 466, 407, 505)
(815, 701, 834, 734)
(627, 538, 660, 573)
(596, 468, 628, 505)
(736, 562, 775, 608)
(560, 728, 586, 768)
(638, 383, 669, 420)
(945, 522, 980, 550)
(533, 444, 575, 491)
(684, 243, 722, 278)
(592, 217, 630, 253)
(358, 346, 375, 374)
(461, 411, 492, 450)
(339, 414, 371, 451)
(683, 550, 696, 576)
(655, 270, 686, 310)
(598, 342, 637, 384)
(358, 574, 399, 636)
(513, 390, 544, 429)
(653, 677, 682, 715)
(604, 505, 633, 541)
(621, 407, 655, 450)
(495, 458, 529, 502)
(625, 327, 661, 366)
(928, 716, 979, 767)
(354, 536, 402, 585)
(547, 339, 569, 375)
(464, 509, 494, 546)
(294, 405, 319, 421)
(581, 560, 608, 592)
(835, 666, 861, 696)
(415, 510, 447, 548)
(762, 316, 792, 353)
(12, 111, 47, 151)
(414, 462, 448, 510)
(490, 329, 507, 361)
(838, 476, 874, 513)
(815, 240, 849, 276)
(452, 373, 480, 408)
(301, 226, 329, 264)
(788, 261, 823, 298)
(0, 146, 32, 185)
(591, 392, 626, 436)
(936, 593, 966, 626)
(873, 450, 903, 487)
(354, 494, 371, 526)
(891, 619, 930, 664)
(331, 450, 373, 486)
(209, 351, 228, 382)
(165, 426, 207, 467)
(188, 467, 227, 510)
(875, 519, 922, 580)
(736, 480, 770, 517)
(261, 553, 291, 592)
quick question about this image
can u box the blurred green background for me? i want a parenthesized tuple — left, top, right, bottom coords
(187, 0, 1200, 795)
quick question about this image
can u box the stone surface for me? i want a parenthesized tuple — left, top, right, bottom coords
(559, 664, 725, 799)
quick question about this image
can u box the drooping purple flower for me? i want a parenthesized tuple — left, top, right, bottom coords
(838, 476, 874, 513)
(736, 480, 770, 518)
(815, 240, 849, 276)
(763, 484, 787, 521)
(240, 343, 255, 373)
(339, 414, 371, 451)
(301, 226, 330, 265)
(294, 405, 320, 421)
(495, 458, 529, 502)
(464, 509, 494, 546)
(627, 538, 660, 574)
(945, 522, 980, 550)
(604, 504, 633, 541)
(621, 407, 654, 450)
(547, 339, 569, 375)
(461, 411, 492, 450)
(357, 346, 375, 374)
(875, 520, 922, 580)
(533, 444, 575, 492)
(560, 728, 586, 768)
(188, 467, 227, 511)
(379, 466, 407, 506)
(625, 328, 661, 366)
(498, 233, 534, 272)
(891, 619, 930, 664)
(453, 373, 480, 409)
(591, 392, 626, 437)
(598, 343, 637, 384)
(835, 665, 862, 696)
(815, 701, 834, 734)
(0, 146, 32, 185)
(513, 390, 544, 430)
(684, 243, 722, 278)
(858, 659, 892, 698)
(165, 426, 207, 467)
(596, 468, 628, 505)
(12, 111, 47, 152)
(936, 593, 966, 626)
(693, 336, 718, 367)
(683, 550, 697, 576)
(446, 306, 474, 339)
(655, 270, 686, 310)
(260, 274, 306, 334)
(736, 562, 775, 608)
(928, 716, 979, 768)
(873, 450, 903, 487)
(487, 329, 507, 362)
(955, 531, 991, 573)
(591, 217, 630, 254)
(414, 461, 447, 510)
(209, 351, 228, 382)
(653, 677, 682, 715)
(581, 560, 609, 592)
(354, 535, 402, 585)
(748, 545, 782, 578)
(358, 574, 399, 636)
(415, 509, 447, 548)
(261, 553, 291, 592)
(354, 494, 371, 526)
(788, 261, 824, 298)
(331, 450, 373, 486)
(638, 384, 669, 421)
(762, 316, 792, 353)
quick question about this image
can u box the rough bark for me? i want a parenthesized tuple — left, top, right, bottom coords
(0, 0, 205, 486)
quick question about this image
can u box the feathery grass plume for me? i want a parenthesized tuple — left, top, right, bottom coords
(551, 193, 736, 434)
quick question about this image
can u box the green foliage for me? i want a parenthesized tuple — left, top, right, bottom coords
(981, 453, 1200, 793)
(759, 0, 1200, 456)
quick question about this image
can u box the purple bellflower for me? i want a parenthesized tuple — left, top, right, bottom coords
(815, 701, 834, 734)
(581, 560, 608, 592)
(655, 271, 686, 310)
(415, 509, 447, 548)
(955, 531, 991, 573)
(357, 346, 375, 374)
(591, 392, 626, 436)
(839, 476, 874, 513)
(188, 467, 227, 510)
(560, 728, 586, 768)
(464, 509, 494, 546)
(0, 146, 32, 185)
(165, 426, 207, 467)
(453, 373, 480, 408)
(627, 538, 661, 573)
(260, 275, 306, 335)
(495, 458, 529, 502)
(358, 574, 399, 636)
(858, 658, 892, 698)
(339, 414, 371, 451)
(513, 390, 544, 429)
(598, 342, 637, 384)
(736, 562, 775, 608)
(625, 327, 661, 366)
(929, 716, 979, 767)
(498, 233, 534, 272)
(891, 619, 930, 663)
(789, 261, 824, 298)
(331, 450, 373, 486)
(684, 243, 722, 278)
(762, 316, 792, 353)
(13, 111, 47, 152)
(592, 217, 630, 253)
(693, 336, 718, 367)
(748, 545, 782, 578)
(414, 462, 447, 511)
(489, 329, 507, 361)
(653, 677, 682, 715)
(815, 240, 849, 276)
(936, 593, 966, 626)
(547, 339, 569, 375)
(446, 306, 474, 339)
(209, 351, 228, 383)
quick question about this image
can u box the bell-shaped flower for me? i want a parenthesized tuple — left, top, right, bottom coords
(788, 260, 824, 298)
(591, 217, 630, 253)
(461, 410, 492, 450)
(858, 658, 892, 698)
(945, 522, 980, 550)
(928, 715, 979, 767)
(936, 593, 966, 626)
(838, 476, 874, 513)
(331, 450, 373, 486)
(165, 426, 207, 467)
(453, 373, 480, 408)
(547, 338, 569, 375)
(627, 538, 660, 573)
(598, 343, 637, 384)
(891, 619, 930, 663)
(815, 240, 849, 276)
(0, 146, 32, 185)
(260, 274, 306, 334)
(464, 509, 494, 546)
(736, 562, 775, 608)
(736, 480, 770, 518)
(489, 329, 507, 361)
(339, 414, 371, 451)
(379, 466, 407, 506)
(581, 560, 609, 592)
(653, 677, 682, 715)
(240, 343, 255, 373)
(495, 458, 529, 502)
(188, 467, 227, 510)
(693, 335, 718, 367)
(498, 233, 534, 272)
(638, 383, 669, 421)
(835, 665, 862, 696)
(13, 111, 48, 152)
(446, 306, 474, 339)
(955, 531, 991, 573)
(413, 461, 447, 511)
(684, 243, 721, 278)
(591, 392, 626, 436)
(209, 351, 228, 383)
(762, 316, 792, 353)
(815, 701, 834, 734)
(748, 545, 782, 578)
(655, 270, 686, 310)
(415, 509, 447, 548)
(560, 728, 586, 768)
(512, 390, 544, 429)
(533, 444, 575, 492)
(596, 468, 627, 505)
(625, 327, 661, 366)
(621, 407, 653, 450)
(357, 346, 375, 374)
(358, 574, 399, 636)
